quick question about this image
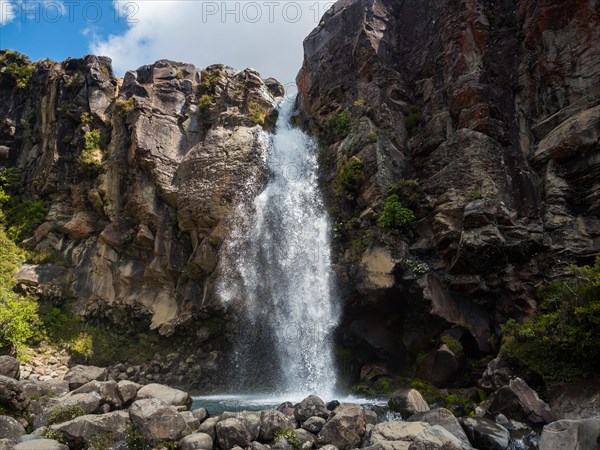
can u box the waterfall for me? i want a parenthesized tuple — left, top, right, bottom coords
(218, 97, 338, 397)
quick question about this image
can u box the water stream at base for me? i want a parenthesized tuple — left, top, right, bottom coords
(217, 97, 339, 398)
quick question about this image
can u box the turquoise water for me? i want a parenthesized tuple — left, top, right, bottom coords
(191, 394, 387, 415)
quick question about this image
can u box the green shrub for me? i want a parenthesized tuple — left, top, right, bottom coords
(500, 257, 600, 381)
(201, 69, 221, 91)
(198, 94, 214, 110)
(81, 129, 104, 168)
(0, 288, 41, 360)
(80, 112, 92, 124)
(88, 432, 117, 450)
(0, 51, 33, 89)
(333, 156, 364, 198)
(42, 429, 67, 444)
(5, 199, 46, 242)
(440, 335, 464, 358)
(115, 98, 134, 116)
(125, 429, 145, 450)
(322, 108, 351, 144)
(387, 179, 421, 209)
(48, 404, 85, 425)
(248, 101, 266, 125)
(468, 190, 484, 201)
(377, 194, 415, 232)
(274, 428, 300, 449)
(405, 111, 421, 137)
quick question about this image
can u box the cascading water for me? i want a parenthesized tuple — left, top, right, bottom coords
(218, 97, 338, 398)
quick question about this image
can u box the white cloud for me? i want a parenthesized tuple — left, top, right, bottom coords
(89, 0, 334, 86)
(0, 0, 16, 25)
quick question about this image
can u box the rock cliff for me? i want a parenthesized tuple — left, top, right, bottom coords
(0, 53, 282, 342)
(298, 0, 600, 383)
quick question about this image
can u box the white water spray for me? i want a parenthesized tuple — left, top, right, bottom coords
(218, 97, 338, 397)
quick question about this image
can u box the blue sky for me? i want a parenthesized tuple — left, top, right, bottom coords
(0, 0, 332, 85)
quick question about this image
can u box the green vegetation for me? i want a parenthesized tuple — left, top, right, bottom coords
(387, 179, 421, 210)
(409, 380, 478, 416)
(42, 429, 68, 444)
(322, 108, 351, 144)
(333, 156, 364, 199)
(405, 257, 429, 275)
(377, 194, 415, 232)
(198, 94, 214, 110)
(99, 65, 110, 77)
(0, 51, 34, 89)
(115, 98, 135, 116)
(440, 335, 464, 358)
(80, 112, 92, 125)
(274, 428, 300, 449)
(81, 129, 104, 169)
(48, 404, 85, 425)
(500, 257, 600, 381)
(405, 111, 422, 137)
(125, 430, 145, 450)
(201, 68, 221, 91)
(88, 433, 118, 450)
(468, 190, 484, 201)
(248, 101, 266, 125)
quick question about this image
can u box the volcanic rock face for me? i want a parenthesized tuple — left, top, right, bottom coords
(298, 0, 600, 376)
(0, 54, 282, 336)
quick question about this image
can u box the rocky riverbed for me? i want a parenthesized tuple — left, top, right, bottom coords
(1, 358, 598, 450)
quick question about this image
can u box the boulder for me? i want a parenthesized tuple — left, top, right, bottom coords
(389, 389, 430, 417)
(63, 365, 108, 390)
(179, 432, 213, 450)
(129, 398, 186, 441)
(478, 358, 513, 391)
(316, 404, 367, 450)
(117, 380, 140, 405)
(136, 383, 192, 409)
(13, 439, 69, 450)
(488, 377, 555, 425)
(0, 415, 26, 440)
(364, 421, 430, 449)
(539, 417, 600, 450)
(198, 416, 220, 440)
(409, 425, 471, 450)
(192, 407, 208, 423)
(0, 439, 15, 450)
(70, 380, 122, 410)
(221, 411, 261, 441)
(52, 393, 101, 416)
(295, 428, 316, 450)
(50, 411, 131, 447)
(259, 409, 293, 440)
(18, 380, 69, 399)
(365, 409, 378, 425)
(408, 408, 471, 448)
(180, 411, 201, 432)
(294, 395, 329, 422)
(0, 375, 22, 411)
(302, 416, 326, 433)
(416, 345, 461, 386)
(215, 418, 252, 449)
(0, 356, 20, 379)
(459, 417, 509, 450)
(249, 442, 270, 450)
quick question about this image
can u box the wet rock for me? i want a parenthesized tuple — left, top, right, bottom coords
(459, 417, 510, 450)
(198, 416, 220, 440)
(192, 407, 208, 423)
(294, 395, 329, 422)
(416, 344, 461, 386)
(295, 428, 316, 450)
(478, 358, 516, 391)
(221, 411, 261, 441)
(129, 398, 186, 442)
(388, 389, 430, 417)
(326, 400, 340, 411)
(316, 404, 366, 450)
